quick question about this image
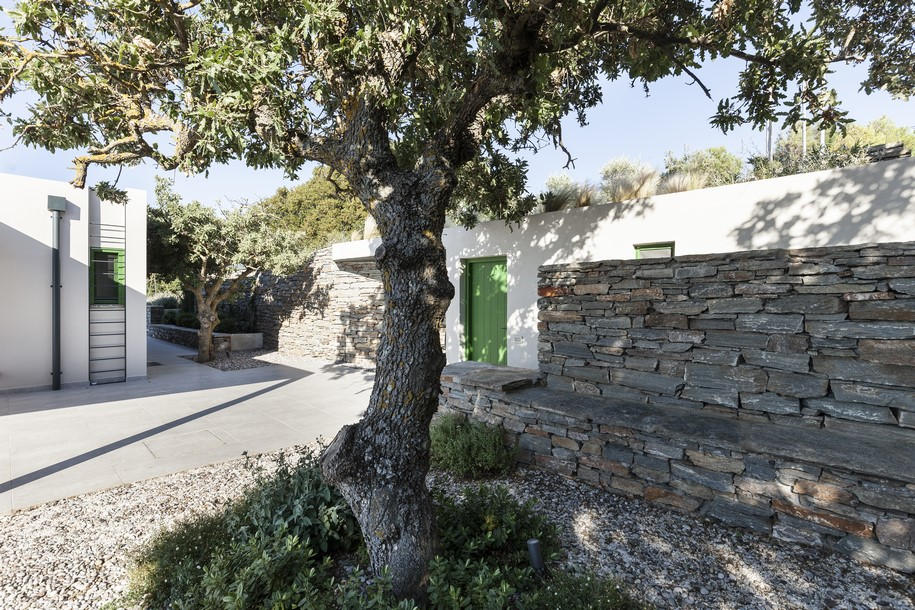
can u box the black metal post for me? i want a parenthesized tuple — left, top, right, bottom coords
(48, 196, 67, 390)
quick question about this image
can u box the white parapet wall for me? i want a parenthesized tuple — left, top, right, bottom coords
(0, 172, 146, 391)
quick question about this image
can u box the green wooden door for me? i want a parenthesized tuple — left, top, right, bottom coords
(465, 257, 508, 365)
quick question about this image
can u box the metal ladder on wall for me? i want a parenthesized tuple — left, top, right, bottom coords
(89, 306, 126, 384)
(89, 213, 127, 384)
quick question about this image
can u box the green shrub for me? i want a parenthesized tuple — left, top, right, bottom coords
(215, 316, 239, 332)
(131, 449, 361, 609)
(175, 311, 200, 329)
(126, 450, 642, 610)
(435, 484, 558, 565)
(430, 413, 516, 479)
(161, 309, 177, 325)
(147, 294, 179, 308)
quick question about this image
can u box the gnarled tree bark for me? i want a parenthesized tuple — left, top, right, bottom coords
(322, 164, 454, 600)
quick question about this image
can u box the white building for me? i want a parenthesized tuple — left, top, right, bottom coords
(0, 172, 146, 392)
(333, 158, 915, 369)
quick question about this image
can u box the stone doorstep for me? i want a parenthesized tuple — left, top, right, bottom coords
(441, 370, 915, 486)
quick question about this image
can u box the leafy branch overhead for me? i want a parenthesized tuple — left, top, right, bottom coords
(2, 1, 911, 226)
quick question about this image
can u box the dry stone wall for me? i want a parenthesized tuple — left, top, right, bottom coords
(147, 323, 198, 348)
(439, 362, 915, 573)
(537, 242, 915, 430)
(254, 247, 384, 366)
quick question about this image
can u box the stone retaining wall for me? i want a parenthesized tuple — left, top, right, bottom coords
(439, 362, 915, 573)
(537, 242, 915, 430)
(148, 323, 198, 348)
(253, 247, 384, 367)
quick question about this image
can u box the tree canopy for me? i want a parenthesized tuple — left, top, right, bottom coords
(257, 167, 366, 249)
(781, 115, 915, 154)
(3, 1, 912, 222)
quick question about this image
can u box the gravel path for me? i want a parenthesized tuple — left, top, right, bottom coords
(0, 451, 286, 610)
(2, 453, 912, 609)
(430, 470, 915, 610)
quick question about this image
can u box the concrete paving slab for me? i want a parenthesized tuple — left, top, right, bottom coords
(0, 337, 373, 512)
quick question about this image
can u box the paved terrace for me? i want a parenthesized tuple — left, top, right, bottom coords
(0, 338, 373, 513)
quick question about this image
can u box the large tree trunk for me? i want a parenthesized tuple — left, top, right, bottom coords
(322, 173, 453, 601)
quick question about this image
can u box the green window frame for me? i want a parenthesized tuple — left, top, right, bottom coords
(634, 242, 675, 260)
(89, 248, 125, 305)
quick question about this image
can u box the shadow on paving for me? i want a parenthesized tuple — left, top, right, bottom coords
(0, 377, 298, 495)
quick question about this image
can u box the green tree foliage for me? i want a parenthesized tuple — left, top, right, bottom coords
(3, 0, 913, 599)
(258, 167, 366, 249)
(747, 144, 870, 180)
(663, 147, 743, 187)
(780, 115, 915, 155)
(148, 178, 306, 361)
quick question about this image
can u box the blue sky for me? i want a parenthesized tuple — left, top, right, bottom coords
(1, 49, 912, 207)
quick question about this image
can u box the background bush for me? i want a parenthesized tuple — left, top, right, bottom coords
(160, 309, 178, 325)
(147, 294, 179, 308)
(430, 413, 516, 479)
(174, 311, 200, 329)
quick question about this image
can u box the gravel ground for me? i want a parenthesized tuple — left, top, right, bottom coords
(429, 469, 915, 610)
(2, 453, 912, 610)
(181, 349, 327, 371)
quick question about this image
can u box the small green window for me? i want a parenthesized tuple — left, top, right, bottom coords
(635, 242, 675, 259)
(90, 248, 125, 305)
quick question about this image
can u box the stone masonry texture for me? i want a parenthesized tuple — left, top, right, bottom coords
(440, 360, 915, 574)
(253, 247, 384, 367)
(536, 241, 915, 430)
(440, 242, 915, 574)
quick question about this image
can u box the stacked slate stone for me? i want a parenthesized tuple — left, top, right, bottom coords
(147, 323, 199, 348)
(254, 247, 385, 366)
(438, 241, 915, 573)
(536, 242, 915, 429)
(439, 358, 915, 573)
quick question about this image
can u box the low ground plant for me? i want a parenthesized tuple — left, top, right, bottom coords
(430, 413, 516, 479)
(123, 447, 644, 609)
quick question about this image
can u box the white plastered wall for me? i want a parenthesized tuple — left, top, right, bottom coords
(122, 189, 147, 380)
(0, 173, 146, 391)
(334, 159, 915, 370)
(0, 173, 90, 390)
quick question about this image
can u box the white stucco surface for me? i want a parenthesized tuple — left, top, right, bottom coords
(0, 173, 146, 391)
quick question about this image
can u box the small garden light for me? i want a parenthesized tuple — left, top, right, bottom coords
(527, 538, 546, 575)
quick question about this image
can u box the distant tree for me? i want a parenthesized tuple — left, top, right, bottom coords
(747, 143, 870, 180)
(781, 116, 915, 155)
(662, 147, 743, 187)
(148, 178, 306, 362)
(258, 167, 366, 249)
(600, 158, 659, 202)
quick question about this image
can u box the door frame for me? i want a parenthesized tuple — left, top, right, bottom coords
(460, 255, 508, 364)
